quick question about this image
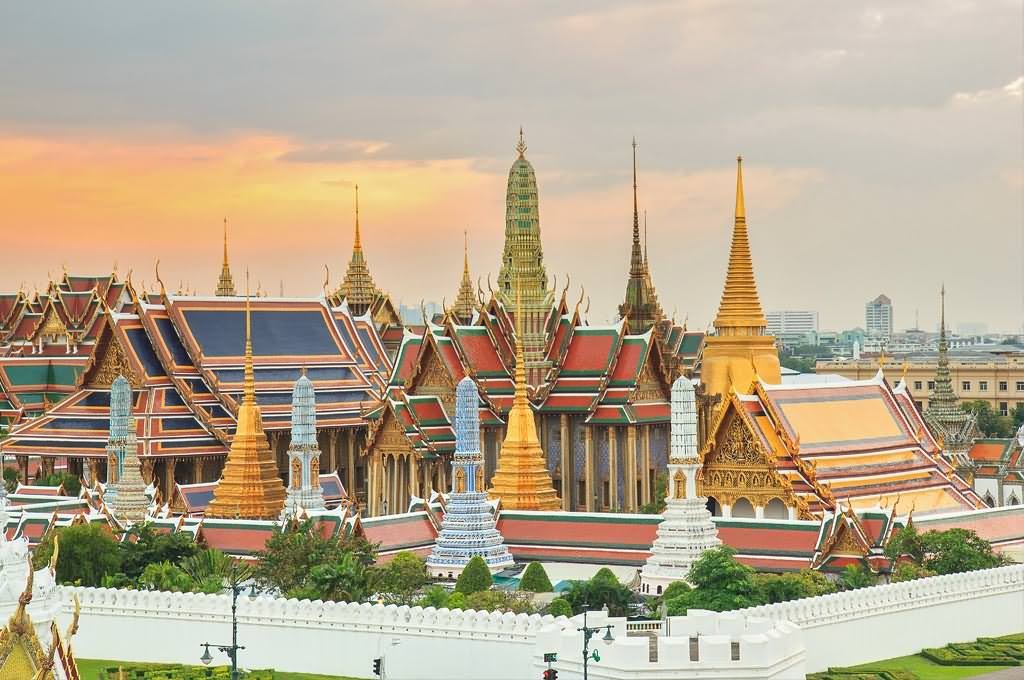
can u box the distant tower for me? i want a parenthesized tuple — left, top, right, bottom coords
(496, 129, 554, 383)
(487, 291, 560, 510)
(640, 376, 721, 594)
(206, 282, 286, 519)
(618, 138, 665, 334)
(865, 294, 893, 340)
(452, 232, 477, 324)
(283, 369, 326, 516)
(338, 185, 380, 316)
(426, 377, 514, 578)
(105, 375, 149, 522)
(924, 286, 979, 472)
(216, 218, 237, 296)
(699, 157, 782, 399)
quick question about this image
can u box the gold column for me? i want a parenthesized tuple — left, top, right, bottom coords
(409, 453, 418, 502)
(559, 414, 571, 511)
(584, 426, 594, 512)
(326, 430, 337, 474)
(608, 426, 618, 510)
(164, 458, 177, 501)
(369, 454, 380, 516)
(626, 425, 638, 511)
(16, 455, 29, 485)
(193, 457, 204, 484)
(641, 425, 652, 506)
(346, 430, 356, 495)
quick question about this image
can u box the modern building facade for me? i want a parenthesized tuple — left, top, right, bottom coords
(766, 310, 818, 337)
(865, 294, 893, 340)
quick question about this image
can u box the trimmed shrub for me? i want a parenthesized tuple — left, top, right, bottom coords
(454, 555, 493, 594)
(98, 665, 276, 679)
(518, 562, 553, 593)
(545, 597, 573, 618)
(446, 591, 467, 610)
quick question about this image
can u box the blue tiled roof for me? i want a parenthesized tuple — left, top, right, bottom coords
(182, 309, 340, 356)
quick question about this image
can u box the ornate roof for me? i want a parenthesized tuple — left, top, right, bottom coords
(337, 185, 380, 314)
(215, 218, 237, 296)
(618, 139, 665, 335)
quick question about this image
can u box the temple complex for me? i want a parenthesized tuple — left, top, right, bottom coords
(104, 374, 149, 523)
(699, 157, 781, 400)
(924, 286, 980, 473)
(283, 369, 326, 516)
(486, 294, 560, 510)
(640, 376, 721, 594)
(426, 377, 513, 577)
(205, 286, 287, 520)
(496, 130, 555, 384)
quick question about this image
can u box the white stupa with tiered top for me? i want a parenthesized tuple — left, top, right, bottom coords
(640, 376, 721, 595)
(426, 377, 514, 578)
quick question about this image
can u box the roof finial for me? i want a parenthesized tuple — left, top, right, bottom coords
(223, 217, 229, 266)
(940, 283, 946, 335)
(516, 127, 527, 158)
(632, 137, 640, 247)
(735, 155, 745, 221)
(216, 218, 237, 296)
(643, 209, 649, 265)
(243, 269, 255, 402)
(463, 230, 470, 275)
(353, 184, 362, 251)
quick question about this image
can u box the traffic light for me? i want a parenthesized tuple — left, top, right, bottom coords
(372, 658, 382, 677)
(542, 669, 558, 680)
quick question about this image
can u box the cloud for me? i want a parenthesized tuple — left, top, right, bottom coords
(953, 76, 1024, 105)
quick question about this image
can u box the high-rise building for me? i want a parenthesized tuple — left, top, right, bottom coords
(866, 294, 893, 339)
(766, 311, 819, 338)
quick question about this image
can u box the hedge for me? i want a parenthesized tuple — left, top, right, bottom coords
(98, 666, 276, 679)
(920, 635, 1024, 667)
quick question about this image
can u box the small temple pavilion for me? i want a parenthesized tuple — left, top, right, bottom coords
(283, 369, 326, 516)
(104, 374, 149, 522)
(426, 377, 514, 578)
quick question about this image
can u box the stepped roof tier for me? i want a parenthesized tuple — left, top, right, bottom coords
(924, 286, 979, 470)
(451, 232, 478, 325)
(205, 285, 286, 520)
(700, 157, 781, 398)
(700, 370, 985, 519)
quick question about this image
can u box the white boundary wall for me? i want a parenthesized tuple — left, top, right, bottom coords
(737, 564, 1024, 672)
(56, 587, 566, 680)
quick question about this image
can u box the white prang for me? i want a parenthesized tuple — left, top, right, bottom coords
(639, 376, 721, 595)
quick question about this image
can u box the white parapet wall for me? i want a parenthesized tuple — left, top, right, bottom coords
(57, 586, 566, 680)
(737, 564, 1024, 672)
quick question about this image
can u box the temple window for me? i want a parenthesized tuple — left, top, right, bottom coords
(961, 381, 971, 391)
(913, 381, 922, 390)
(979, 381, 988, 391)
(1017, 381, 1024, 391)
(764, 497, 788, 519)
(732, 497, 756, 518)
(999, 381, 1008, 391)
(999, 402, 1008, 416)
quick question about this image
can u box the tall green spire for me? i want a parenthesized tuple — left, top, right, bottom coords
(618, 138, 665, 334)
(497, 128, 553, 383)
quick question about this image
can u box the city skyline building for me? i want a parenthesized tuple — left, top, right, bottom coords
(866, 294, 894, 340)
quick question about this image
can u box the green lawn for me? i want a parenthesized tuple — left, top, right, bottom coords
(77, 659, 366, 680)
(843, 653, 1011, 679)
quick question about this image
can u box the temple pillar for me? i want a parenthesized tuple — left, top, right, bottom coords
(88, 458, 101, 487)
(41, 457, 55, 479)
(348, 429, 357, 493)
(626, 425, 638, 512)
(755, 504, 765, 520)
(16, 456, 28, 485)
(368, 454, 379, 516)
(721, 503, 732, 518)
(608, 426, 618, 510)
(584, 426, 595, 511)
(163, 458, 177, 502)
(788, 506, 797, 520)
(559, 414, 571, 510)
(326, 431, 337, 475)
(409, 453, 418, 502)
(641, 425, 652, 506)
(192, 457, 204, 484)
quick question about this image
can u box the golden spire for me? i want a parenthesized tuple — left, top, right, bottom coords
(215, 218, 237, 296)
(486, 281, 560, 510)
(516, 126, 527, 158)
(713, 156, 767, 333)
(453, 230, 477, 322)
(205, 271, 286, 520)
(353, 184, 362, 252)
(338, 183, 380, 314)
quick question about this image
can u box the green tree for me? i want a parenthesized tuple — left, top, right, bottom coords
(119, 523, 201, 580)
(563, 568, 635, 617)
(890, 561, 936, 583)
(780, 355, 816, 374)
(837, 564, 875, 590)
(416, 585, 451, 609)
(254, 519, 377, 596)
(138, 561, 195, 593)
(753, 570, 835, 604)
(518, 562, 553, 593)
(464, 589, 536, 614)
(34, 524, 122, 587)
(660, 580, 691, 603)
(2, 466, 17, 494)
(884, 525, 927, 565)
(181, 549, 248, 594)
(639, 473, 668, 514)
(1010, 402, 1024, 428)
(372, 551, 428, 604)
(920, 528, 1005, 575)
(454, 556, 493, 595)
(962, 401, 1015, 437)
(38, 471, 82, 497)
(545, 598, 573, 618)
(665, 547, 759, 615)
(291, 552, 372, 602)
(446, 592, 467, 610)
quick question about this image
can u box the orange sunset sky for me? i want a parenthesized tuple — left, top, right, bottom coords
(1, 2, 1021, 333)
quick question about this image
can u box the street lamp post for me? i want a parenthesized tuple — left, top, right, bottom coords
(200, 580, 257, 680)
(578, 608, 614, 680)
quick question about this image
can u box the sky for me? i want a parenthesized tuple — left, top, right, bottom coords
(0, 1, 1021, 333)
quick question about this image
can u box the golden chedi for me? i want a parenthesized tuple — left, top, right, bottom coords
(487, 291, 560, 510)
(206, 281, 286, 519)
(700, 157, 781, 399)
